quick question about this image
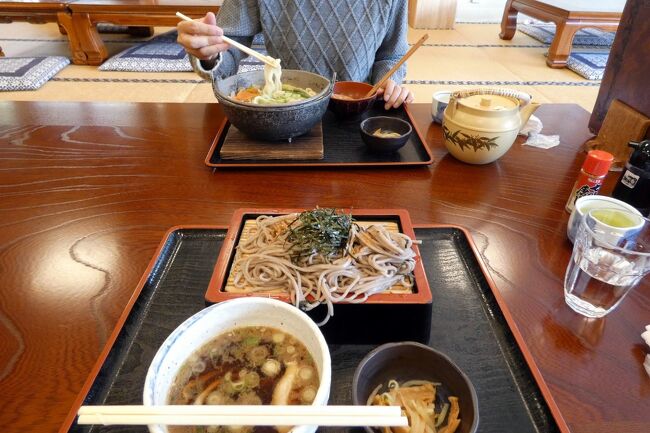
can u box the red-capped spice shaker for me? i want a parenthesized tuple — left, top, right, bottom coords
(565, 150, 614, 213)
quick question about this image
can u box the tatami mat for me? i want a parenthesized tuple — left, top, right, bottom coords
(0, 21, 599, 111)
(408, 46, 522, 81)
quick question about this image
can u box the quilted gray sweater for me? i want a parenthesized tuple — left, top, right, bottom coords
(192, 0, 409, 84)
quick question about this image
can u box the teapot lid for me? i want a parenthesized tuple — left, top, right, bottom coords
(458, 94, 518, 112)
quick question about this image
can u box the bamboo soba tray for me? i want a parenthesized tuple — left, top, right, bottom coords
(62, 225, 560, 433)
(205, 209, 432, 343)
(204, 102, 433, 168)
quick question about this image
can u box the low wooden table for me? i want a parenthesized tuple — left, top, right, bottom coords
(62, 0, 221, 65)
(499, 0, 624, 68)
(0, 0, 70, 57)
(0, 1, 220, 64)
(0, 102, 648, 433)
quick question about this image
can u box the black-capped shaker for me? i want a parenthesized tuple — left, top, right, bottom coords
(612, 139, 650, 216)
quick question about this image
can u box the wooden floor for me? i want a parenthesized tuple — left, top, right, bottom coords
(0, 20, 600, 111)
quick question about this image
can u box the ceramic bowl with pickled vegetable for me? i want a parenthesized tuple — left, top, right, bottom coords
(328, 81, 378, 119)
(144, 297, 332, 433)
(352, 342, 478, 433)
(360, 116, 412, 153)
(213, 69, 333, 141)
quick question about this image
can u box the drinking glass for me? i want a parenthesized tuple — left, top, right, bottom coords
(564, 208, 650, 318)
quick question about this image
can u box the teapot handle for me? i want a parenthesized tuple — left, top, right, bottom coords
(450, 88, 532, 107)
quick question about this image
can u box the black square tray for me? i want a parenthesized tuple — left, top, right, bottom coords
(205, 103, 433, 168)
(65, 227, 559, 433)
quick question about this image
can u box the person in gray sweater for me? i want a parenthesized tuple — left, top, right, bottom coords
(177, 0, 414, 110)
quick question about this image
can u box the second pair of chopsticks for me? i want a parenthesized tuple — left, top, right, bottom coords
(365, 33, 429, 98)
(176, 12, 279, 68)
(78, 405, 407, 427)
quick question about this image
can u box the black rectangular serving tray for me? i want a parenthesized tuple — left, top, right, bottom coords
(204, 103, 433, 168)
(66, 227, 559, 433)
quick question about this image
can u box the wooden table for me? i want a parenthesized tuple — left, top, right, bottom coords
(0, 0, 70, 57)
(0, 1, 220, 64)
(62, 0, 221, 65)
(0, 102, 648, 433)
(499, 0, 624, 68)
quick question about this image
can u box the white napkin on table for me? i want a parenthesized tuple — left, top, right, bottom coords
(643, 325, 650, 377)
(518, 114, 560, 149)
(519, 114, 543, 136)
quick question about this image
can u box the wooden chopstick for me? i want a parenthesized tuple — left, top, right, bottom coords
(77, 405, 408, 427)
(176, 12, 280, 68)
(365, 33, 429, 98)
(78, 405, 401, 415)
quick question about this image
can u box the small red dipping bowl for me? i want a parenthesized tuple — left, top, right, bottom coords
(328, 81, 378, 118)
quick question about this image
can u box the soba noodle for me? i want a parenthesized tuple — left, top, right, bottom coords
(228, 213, 419, 325)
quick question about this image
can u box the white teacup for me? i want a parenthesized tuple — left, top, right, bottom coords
(567, 195, 643, 243)
(431, 91, 451, 124)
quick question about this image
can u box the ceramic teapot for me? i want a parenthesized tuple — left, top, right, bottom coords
(442, 88, 540, 164)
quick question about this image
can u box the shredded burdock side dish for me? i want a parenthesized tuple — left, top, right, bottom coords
(369, 380, 461, 433)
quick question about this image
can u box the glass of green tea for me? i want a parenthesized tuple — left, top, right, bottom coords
(564, 208, 649, 318)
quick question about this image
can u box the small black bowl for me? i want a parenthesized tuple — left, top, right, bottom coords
(352, 341, 479, 433)
(360, 116, 412, 153)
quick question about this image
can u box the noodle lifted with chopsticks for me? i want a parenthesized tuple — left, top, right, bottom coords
(262, 59, 282, 97)
(229, 212, 418, 325)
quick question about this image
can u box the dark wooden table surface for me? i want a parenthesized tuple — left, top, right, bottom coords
(0, 102, 648, 433)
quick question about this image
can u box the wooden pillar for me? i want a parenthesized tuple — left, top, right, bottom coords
(589, 0, 650, 136)
(409, 0, 458, 29)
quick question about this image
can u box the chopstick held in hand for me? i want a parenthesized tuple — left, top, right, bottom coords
(176, 12, 280, 68)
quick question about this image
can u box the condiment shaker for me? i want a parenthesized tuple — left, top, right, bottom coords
(612, 139, 650, 216)
(565, 150, 614, 213)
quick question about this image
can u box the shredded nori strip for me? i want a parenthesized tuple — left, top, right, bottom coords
(286, 208, 353, 262)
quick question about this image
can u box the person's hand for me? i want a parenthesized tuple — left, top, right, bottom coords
(177, 12, 229, 61)
(376, 79, 415, 110)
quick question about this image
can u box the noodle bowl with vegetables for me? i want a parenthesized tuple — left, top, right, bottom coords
(212, 68, 333, 141)
(232, 60, 317, 105)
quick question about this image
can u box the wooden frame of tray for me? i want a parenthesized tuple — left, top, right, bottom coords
(204, 103, 433, 168)
(204, 208, 432, 305)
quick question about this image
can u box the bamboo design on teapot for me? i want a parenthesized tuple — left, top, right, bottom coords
(443, 125, 500, 152)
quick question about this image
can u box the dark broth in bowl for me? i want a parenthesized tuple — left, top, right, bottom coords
(168, 326, 320, 433)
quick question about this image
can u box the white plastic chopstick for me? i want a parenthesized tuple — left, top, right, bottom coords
(175, 12, 280, 68)
(77, 405, 408, 427)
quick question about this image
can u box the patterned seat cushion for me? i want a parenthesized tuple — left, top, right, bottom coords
(519, 23, 615, 46)
(99, 30, 192, 72)
(567, 52, 609, 80)
(99, 30, 266, 73)
(0, 56, 69, 91)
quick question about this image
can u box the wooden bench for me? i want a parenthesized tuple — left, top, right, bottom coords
(61, 0, 221, 65)
(499, 0, 624, 68)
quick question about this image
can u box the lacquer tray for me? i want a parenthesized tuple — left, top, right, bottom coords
(204, 102, 433, 168)
(62, 226, 560, 433)
(205, 208, 432, 344)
